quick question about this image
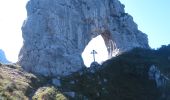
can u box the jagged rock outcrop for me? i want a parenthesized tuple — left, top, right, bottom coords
(19, 0, 149, 76)
(0, 49, 10, 64)
(148, 65, 169, 88)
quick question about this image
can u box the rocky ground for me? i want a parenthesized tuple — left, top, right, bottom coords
(0, 45, 170, 100)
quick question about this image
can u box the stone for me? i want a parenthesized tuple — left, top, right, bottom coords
(64, 92, 76, 98)
(88, 62, 101, 73)
(148, 65, 157, 80)
(104, 79, 107, 83)
(69, 81, 75, 84)
(18, 0, 149, 76)
(148, 65, 169, 88)
(90, 61, 100, 68)
(96, 92, 100, 97)
(52, 78, 61, 87)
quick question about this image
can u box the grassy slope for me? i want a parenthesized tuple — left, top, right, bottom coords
(0, 64, 67, 100)
(0, 64, 35, 99)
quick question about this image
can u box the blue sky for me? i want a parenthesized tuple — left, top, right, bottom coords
(119, 0, 170, 48)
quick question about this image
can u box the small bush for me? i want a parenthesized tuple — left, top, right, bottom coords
(32, 86, 67, 100)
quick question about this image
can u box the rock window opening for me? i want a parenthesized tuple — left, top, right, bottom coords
(82, 35, 108, 67)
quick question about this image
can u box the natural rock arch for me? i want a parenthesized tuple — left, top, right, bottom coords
(18, 0, 149, 77)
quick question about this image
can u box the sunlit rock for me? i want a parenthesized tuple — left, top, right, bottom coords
(19, 0, 149, 76)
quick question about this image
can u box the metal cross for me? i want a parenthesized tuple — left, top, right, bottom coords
(91, 50, 97, 62)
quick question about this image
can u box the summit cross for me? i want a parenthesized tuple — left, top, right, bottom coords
(91, 50, 97, 62)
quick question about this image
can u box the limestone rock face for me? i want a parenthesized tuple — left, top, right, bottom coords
(148, 65, 169, 88)
(19, 0, 149, 76)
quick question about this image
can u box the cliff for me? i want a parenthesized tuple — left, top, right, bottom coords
(18, 0, 149, 76)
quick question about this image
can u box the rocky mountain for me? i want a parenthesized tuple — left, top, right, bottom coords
(0, 49, 10, 64)
(0, 45, 170, 100)
(19, 0, 149, 76)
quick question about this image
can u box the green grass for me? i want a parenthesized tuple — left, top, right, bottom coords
(32, 86, 68, 100)
(0, 64, 47, 100)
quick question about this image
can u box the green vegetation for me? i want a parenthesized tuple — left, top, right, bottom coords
(0, 64, 46, 100)
(0, 64, 67, 100)
(32, 86, 67, 100)
(0, 65, 31, 100)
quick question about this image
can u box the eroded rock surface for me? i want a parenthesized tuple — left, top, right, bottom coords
(19, 0, 149, 76)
